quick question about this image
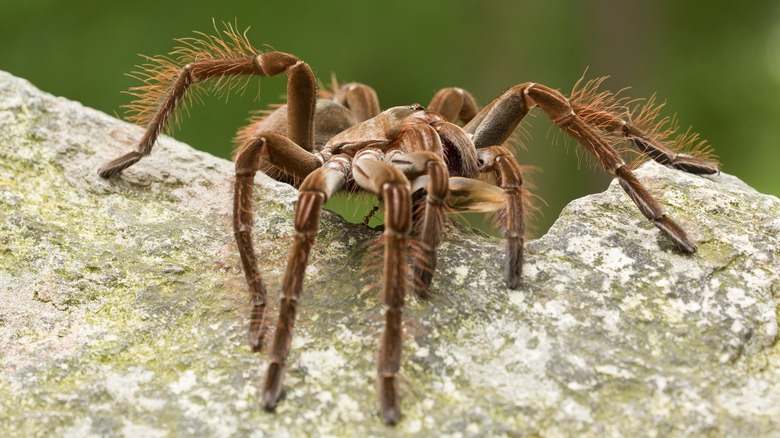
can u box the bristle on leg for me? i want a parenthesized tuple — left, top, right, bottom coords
(98, 151, 143, 178)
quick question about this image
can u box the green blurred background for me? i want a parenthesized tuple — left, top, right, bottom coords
(3, 0, 779, 237)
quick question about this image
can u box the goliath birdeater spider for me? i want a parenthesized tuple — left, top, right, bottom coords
(97, 24, 719, 425)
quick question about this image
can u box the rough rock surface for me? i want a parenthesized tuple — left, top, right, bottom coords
(1, 70, 778, 437)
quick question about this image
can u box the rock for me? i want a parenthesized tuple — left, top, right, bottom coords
(0, 70, 778, 437)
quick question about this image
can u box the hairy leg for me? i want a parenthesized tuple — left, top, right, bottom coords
(388, 136, 449, 297)
(476, 146, 525, 288)
(465, 82, 702, 253)
(352, 149, 412, 425)
(259, 156, 351, 409)
(99, 34, 316, 177)
(233, 133, 326, 351)
(571, 104, 719, 174)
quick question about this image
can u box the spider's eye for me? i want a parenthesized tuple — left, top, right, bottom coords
(410, 103, 425, 111)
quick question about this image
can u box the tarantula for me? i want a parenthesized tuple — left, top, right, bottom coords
(97, 25, 718, 425)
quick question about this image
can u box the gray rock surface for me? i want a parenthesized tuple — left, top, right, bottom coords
(1, 70, 778, 437)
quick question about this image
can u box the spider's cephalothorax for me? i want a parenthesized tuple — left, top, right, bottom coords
(98, 25, 719, 425)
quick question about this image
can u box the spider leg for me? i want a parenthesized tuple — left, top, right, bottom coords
(99, 51, 316, 177)
(235, 99, 360, 188)
(527, 84, 699, 252)
(463, 86, 530, 148)
(233, 134, 325, 352)
(476, 146, 525, 288)
(572, 107, 719, 174)
(465, 83, 698, 253)
(428, 88, 478, 124)
(352, 149, 412, 426)
(234, 132, 322, 181)
(410, 162, 447, 297)
(233, 171, 269, 350)
(259, 156, 351, 410)
(333, 82, 381, 122)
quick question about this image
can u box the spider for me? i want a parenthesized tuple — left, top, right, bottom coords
(97, 25, 719, 425)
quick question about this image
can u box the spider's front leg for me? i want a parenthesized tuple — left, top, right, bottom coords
(568, 87, 719, 175)
(352, 149, 413, 426)
(254, 156, 352, 409)
(99, 47, 316, 177)
(529, 85, 701, 252)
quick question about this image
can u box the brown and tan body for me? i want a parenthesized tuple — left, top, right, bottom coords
(98, 25, 718, 425)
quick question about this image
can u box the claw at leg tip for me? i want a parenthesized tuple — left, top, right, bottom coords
(679, 240, 698, 254)
(505, 264, 523, 289)
(381, 408, 400, 426)
(261, 392, 278, 412)
(247, 332, 265, 352)
(505, 276, 522, 290)
(412, 277, 434, 299)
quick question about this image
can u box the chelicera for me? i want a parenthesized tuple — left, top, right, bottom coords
(98, 25, 719, 425)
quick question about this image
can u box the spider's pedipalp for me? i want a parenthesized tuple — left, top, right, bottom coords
(389, 147, 449, 298)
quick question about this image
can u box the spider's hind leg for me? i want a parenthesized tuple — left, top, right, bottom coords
(466, 82, 701, 254)
(570, 98, 719, 175)
(525, 84, 700, 253)
(332, 82, 381, 122)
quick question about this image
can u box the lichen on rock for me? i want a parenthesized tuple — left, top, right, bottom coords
(0, 70, 778, 437)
